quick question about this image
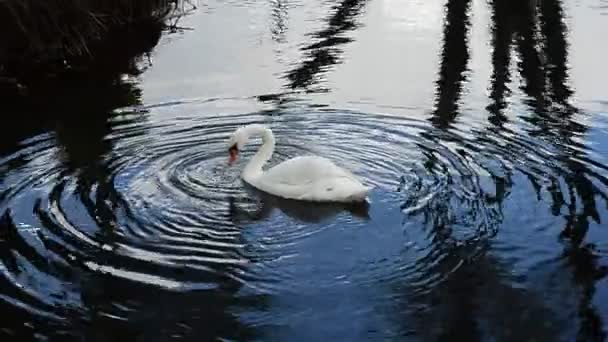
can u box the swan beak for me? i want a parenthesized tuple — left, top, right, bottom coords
(228, 146, 239, 165)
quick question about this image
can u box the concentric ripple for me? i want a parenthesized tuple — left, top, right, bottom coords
(1, 100, 608, 337)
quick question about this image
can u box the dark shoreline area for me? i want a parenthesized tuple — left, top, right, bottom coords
(0, 0, 193, 105)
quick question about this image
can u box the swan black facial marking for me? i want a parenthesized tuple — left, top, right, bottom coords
(229, 144, 238, 153)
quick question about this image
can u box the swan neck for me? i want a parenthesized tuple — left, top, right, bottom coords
(243, 127, 275, 178)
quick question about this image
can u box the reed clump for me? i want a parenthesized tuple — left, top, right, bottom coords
(0, 0, 191, 93)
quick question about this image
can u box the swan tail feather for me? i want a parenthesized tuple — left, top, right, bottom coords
(347, 186, 372, 202)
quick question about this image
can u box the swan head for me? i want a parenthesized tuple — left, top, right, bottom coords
(227, 124, 272, 165)
(227, 126, 250, 164)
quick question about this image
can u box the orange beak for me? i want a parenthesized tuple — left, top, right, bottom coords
(228, 147, 238, 165)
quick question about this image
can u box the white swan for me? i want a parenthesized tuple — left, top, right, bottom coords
(227, 124, 371, 202)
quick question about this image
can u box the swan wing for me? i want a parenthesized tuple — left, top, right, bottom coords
(247, 155, 370, 202)
(261, 156, 359, 186)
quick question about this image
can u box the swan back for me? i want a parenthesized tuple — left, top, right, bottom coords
(252, 156, 371, 202)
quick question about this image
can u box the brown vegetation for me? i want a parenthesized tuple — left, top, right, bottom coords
(0, 0, 193, 95)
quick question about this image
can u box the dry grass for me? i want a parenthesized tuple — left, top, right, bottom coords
(0, 0, 193, 81)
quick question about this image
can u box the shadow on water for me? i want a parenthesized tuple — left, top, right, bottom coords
(0, 11, 266, 341)
(0, 19, 156, 244)
(0, 14, 161, 153)
(228, 184, 370, 224)
(285, 0, 367, 90)
(402, 0, 608, 339)
(1, 210, 263, 341)
(398, 241, 566, 340)
(431, 0, 472, 128)
(503, 3, 607, 338)
(530, 3, 608, 339)
(77, 273, 263, 341)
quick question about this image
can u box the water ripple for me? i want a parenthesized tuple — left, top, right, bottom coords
(1, 103, 607, 335)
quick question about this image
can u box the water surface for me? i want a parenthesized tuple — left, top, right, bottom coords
(2, 0, 608, 340)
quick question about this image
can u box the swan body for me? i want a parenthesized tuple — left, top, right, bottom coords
(227, 124, 371, 202)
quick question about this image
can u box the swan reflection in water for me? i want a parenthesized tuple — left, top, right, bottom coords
(228, 183, 370, 224)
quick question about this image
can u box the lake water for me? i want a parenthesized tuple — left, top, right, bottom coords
(1, 0, 608, 340)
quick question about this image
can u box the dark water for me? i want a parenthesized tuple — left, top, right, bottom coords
(2, 0, 608, 340)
